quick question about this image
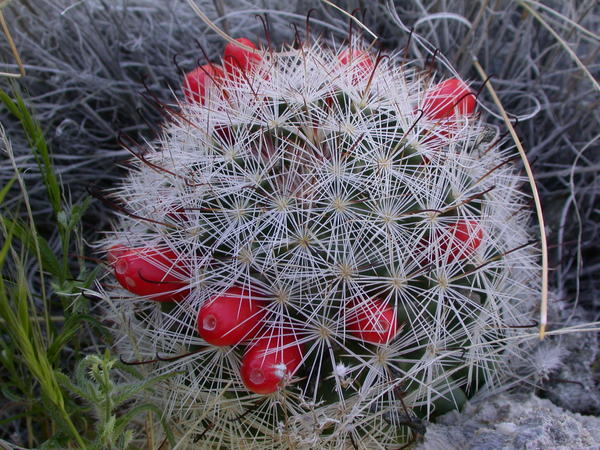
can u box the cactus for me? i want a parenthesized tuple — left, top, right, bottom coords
(100, 35, 540, 447)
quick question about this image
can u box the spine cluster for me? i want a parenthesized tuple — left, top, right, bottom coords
(101, 36, 539, 447)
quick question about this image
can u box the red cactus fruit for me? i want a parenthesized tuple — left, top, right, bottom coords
(240, 333, 303, 394)
(440, 219, 484, 262)
(423, 78, 476, 119)
(213, 123, 234, 146)
(338, 48, 375, 84)
(109, 246, 189, 302)
(197, 286, 268, 346)
(347, 297, 398, 345)
(183, 64, 224, 104)
(223, 38, 261, 79)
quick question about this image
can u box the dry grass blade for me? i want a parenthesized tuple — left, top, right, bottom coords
(517, 1, 600, 93)
(472, 58, 549, 340)
(320, 0, 378, 41)
(185, 0, 259, 55)
(520, 0, 600, 42)
(0, 9, 25, 78)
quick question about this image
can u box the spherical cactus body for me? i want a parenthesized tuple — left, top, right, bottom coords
(102, 35, 539, 447)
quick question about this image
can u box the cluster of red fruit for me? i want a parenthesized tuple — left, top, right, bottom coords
(182, 38, 475, 117)
(108, 38, 481, 395)
(108, 220, 482, 395)
(108, 244, 401, 394)
(182, 37, 262, 104)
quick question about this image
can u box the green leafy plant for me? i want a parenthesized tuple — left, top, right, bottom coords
(56, 352, 175, 450)
(0, 88, 171, 448)
(0, 89, 91, 447)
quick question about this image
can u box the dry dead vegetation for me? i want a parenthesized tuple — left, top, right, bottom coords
(0, 0, 598, 447)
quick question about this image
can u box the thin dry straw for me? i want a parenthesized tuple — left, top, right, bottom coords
(520, 0, 600, 41)
(319, 0, 381, 57)
(517, 0, 600, 93)
(186, 0, 262, 56)
(472, 58, 549, 340)
(185, 0, 374, 57)
(0, 8, 26, 78)
(319, 0, 378, 41)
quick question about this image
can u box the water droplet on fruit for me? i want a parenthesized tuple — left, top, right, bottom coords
(116, 259, 128, 275)
(273, 363, 287, 379)
(203, 314, 217, 331)
(249, 368, 265, 385)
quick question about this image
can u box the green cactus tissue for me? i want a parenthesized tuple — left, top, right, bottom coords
(100, 36, 540, 447)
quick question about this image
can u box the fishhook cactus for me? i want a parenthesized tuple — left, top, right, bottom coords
(101, 34, 540, 447)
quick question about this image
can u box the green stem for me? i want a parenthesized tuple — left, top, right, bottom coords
(61, 409, 86, 449)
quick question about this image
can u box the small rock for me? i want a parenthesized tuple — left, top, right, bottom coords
(495, 422, 517, 434)
(416, 393, 600, 450)
(541, 326, 600, 415)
